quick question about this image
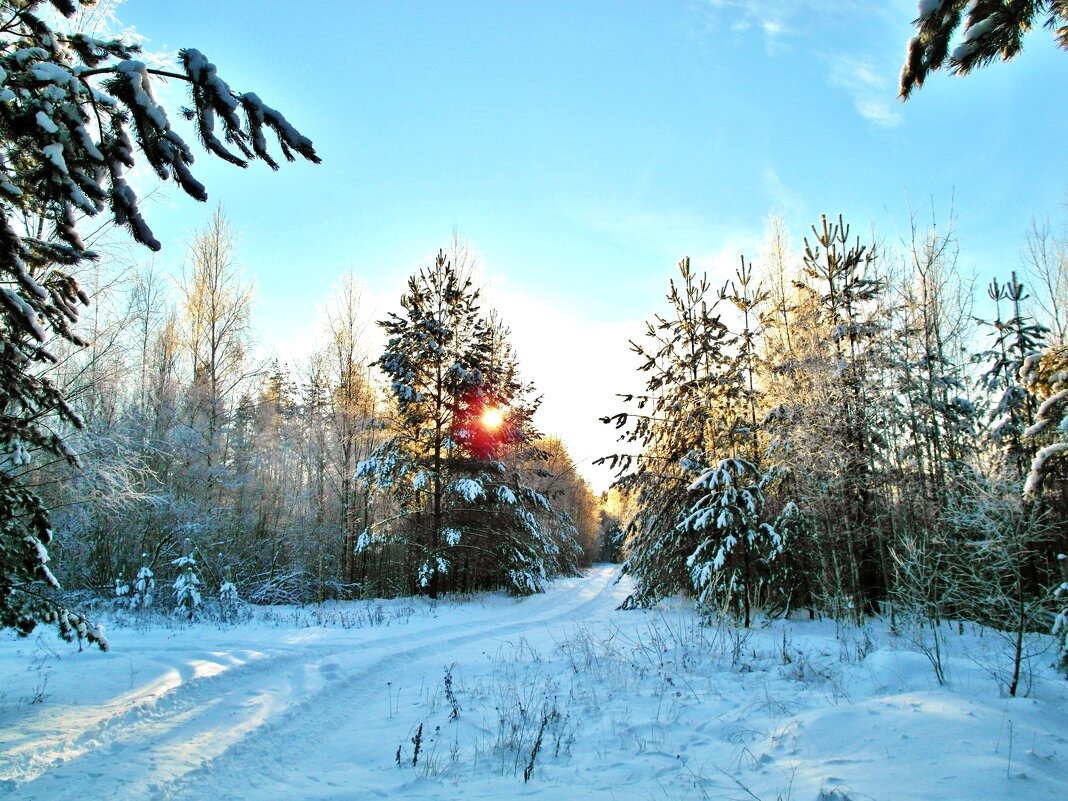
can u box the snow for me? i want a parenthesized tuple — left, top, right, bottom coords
(0, 287, 48, 341)
(442, 527, 462, 546)
(917, 0, 943, 20)
(1024, 388, 1068, 438)
(114, 60, 170, 131)
(452, 478, 485, 502)
(39, 142, 67, 175)
(1024, 442, 1068, 496)
(1, 566, 1066, 801)
(29, 62, 81, 94)
(34, 111, 58, 134)
(962, 15, 996, 44)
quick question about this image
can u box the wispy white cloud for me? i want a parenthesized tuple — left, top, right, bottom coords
(828, 55, 903, 127)
(586, 204, 712, 256)
(701, 1, 908, 126)
(690, 235, 763, 280)
(703, 0, 864, 49)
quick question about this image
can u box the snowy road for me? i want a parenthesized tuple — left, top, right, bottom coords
(3, 566, 1068, 801)
(1, 566, 626, 801)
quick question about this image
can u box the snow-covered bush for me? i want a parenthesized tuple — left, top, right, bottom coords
(216, 577, 246, 623)
(683, 458, 782, 627)
(131, 564, 155, 609)
(172, 554, 202, 620)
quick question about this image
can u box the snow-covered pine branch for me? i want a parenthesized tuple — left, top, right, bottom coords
(0, 0, 318, 648)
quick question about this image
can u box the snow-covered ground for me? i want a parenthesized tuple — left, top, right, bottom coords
(1, 565, 1066, 801)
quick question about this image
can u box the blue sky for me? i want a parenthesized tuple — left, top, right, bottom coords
(113, 0, 1068, 490)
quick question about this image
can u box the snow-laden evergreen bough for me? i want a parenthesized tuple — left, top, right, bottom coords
(1020, 345, 1068, 499)
(683, 458, 782, 627)
(1019, 345, 1068, 672)
(901, 0, 1068, 97)
(0, 0, 318, 648)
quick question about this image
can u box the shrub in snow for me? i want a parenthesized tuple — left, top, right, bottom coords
(217, 578, 244, 623)
(131, 564, 155, 609)
(683, 458, 782, 628)
(926, 473, 1058, 694)
(172, 554, 202, 620)
(0, 0, 316, 649)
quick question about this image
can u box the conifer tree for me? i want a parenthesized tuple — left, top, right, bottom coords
(360, 250, 579, 596)
(799, 215, 888, 615)
(131, 559, 155, 609)
(172, 539, 201, 620)
(683, 458, 781, 626)
(892, 220, 978, 500)
(978, 274, 1047, 479)
(600, 257, 733, 608)
(0, 0, 318, 646)
(682, 259, 785, 625)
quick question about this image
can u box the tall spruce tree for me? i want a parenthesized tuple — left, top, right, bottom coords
(0, 0, 318, 646)
(360, 250, 580, 596)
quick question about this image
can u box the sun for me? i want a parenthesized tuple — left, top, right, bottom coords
(480, 407, 505, 430)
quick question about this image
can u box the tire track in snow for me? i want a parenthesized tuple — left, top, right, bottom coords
(4, 568, 602, 785)
(6, 566, 623, 801)
(160, 565, 623, 801)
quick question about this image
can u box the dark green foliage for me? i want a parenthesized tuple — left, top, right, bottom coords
(977, 274, 1048, 478)
(683, 457, 782, 627)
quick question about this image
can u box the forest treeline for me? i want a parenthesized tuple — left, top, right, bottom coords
(13, 195, 1068, 687)
(13, 199, 1068, 690)
(31, 215, 602, 607)
(597, 213, 1068, 690)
